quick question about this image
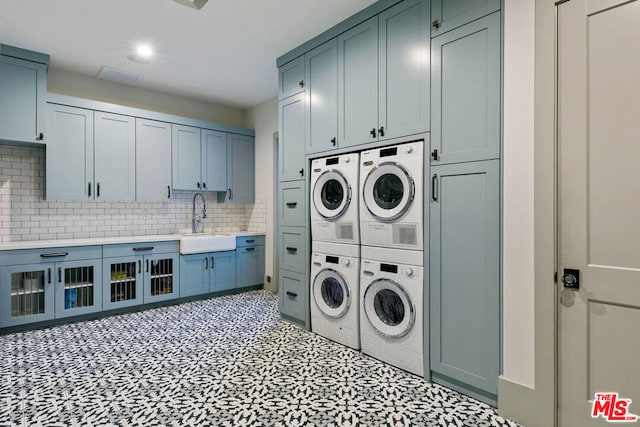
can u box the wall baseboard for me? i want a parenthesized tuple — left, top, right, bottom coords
(498, 376, 535, 426)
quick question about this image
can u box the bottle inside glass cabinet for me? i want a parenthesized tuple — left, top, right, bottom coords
(150, 258, 174, 296)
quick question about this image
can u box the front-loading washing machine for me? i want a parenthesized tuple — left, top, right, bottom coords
(360, 140, 423, 250)
(310, 153, 359, 245)
(360, 245, 424, 376)
(310, 241, 360, 349)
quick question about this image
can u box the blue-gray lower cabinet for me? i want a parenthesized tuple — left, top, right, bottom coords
(0, 247, 102, 328)
(180, 251, 237, 297)
(236, 236, 265, 288)
(429, 159, 500, 404)
(278, 270, 307, 324)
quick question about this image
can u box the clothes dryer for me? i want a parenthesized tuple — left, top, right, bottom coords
(360, 245, 424, 376)
(360, 141, 423, 250)
(310, 241, 360, 349)
(310, 153, 359, 244)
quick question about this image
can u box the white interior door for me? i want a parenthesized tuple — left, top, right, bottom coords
(558, 1, 640, 425)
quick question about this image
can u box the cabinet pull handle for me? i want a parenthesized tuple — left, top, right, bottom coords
(378, 126, 385, 137)
(299, 168, 304, 177)
(246, 239, 255, 243)
(88, 182, 92, 197)
(432, 19, 440, 30)
(205, 257, 209, 270)
(286, 202, 297, 207)
(146, 259, 149, 273)
(370, 128, 376, 138)
(331, 137, 336, 146)
(228, 188, 233, 200)
(211, 257, 215, 269)
(431, 149, 438, 161)
(286, 247, 297, 253)
(48, 268, 52, 284)
(58, 267, 62, 283)
(40, 252, 68, 258)
(138, 260, 142, 274)
(432, 174, 438, 201)
(197, 182, 201, 189)
(203, 182, 207, 189)
(246, 247, 255, 252)
(37, 132, 44, 141)
(167, 186, 171, 199)
(133, 247, 154, 252)
(286, 291, 298, 297)
(97, 183, 101, 198)
(299, 80, 304, 88)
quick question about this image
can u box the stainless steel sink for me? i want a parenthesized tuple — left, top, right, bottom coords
(179, 234, 236, 254)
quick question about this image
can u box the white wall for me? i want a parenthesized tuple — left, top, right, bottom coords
(244, 97, 278, 293)
(502, 0, 535, 388)
(47, 68, 246, 128)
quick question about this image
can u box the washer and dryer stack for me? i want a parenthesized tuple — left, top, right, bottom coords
(310, 153, 361, 350)
(310, 141, 426, 377)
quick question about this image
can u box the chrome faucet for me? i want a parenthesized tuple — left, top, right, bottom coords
(192, 192, 206, 233)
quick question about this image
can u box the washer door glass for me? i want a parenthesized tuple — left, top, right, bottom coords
(362, 162, 414, 222)
(313, 268, 351, 318)
(313, 170, 351, 221)
(363, 278, 415, 338)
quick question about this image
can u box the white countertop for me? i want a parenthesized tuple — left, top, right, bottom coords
(0, 231, 265, 252)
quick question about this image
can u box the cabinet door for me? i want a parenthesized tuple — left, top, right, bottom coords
(279, 226, 307, 274)
(201, 129, 227, 191)
(280, 181, 306, 227)
(278, 56, 305, 100)
(431, 12, 501, 165)
(136, 118, 172, 201)
(379, 0, 430, 140)
(103, 256, 143, 310)
(338, 16, 379, 148)
(94, 112, 136, 201)
(46, 104, 94, 200)
(305, 39, 338, 154)
(0, 264, 54, 327)
(172, 124, 202, 191)
(431, 0, 500, 36)
(54, 259, 102, 319)
(430, 159, 500, 399)
(210, 251, 236, 292)
(179, 254, 209, 297)
(279, 269, 307, 325)
(279, 93, 306, 182)
(0, 55, 47, 144)
(236, 246, 264, 288)
(225, 134, 255, 203)
(144, 253, 179, 303)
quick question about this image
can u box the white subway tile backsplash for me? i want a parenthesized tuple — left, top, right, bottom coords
(0, 146, 266, 242)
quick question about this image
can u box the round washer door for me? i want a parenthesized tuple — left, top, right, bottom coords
(363, 278, 415, 338)
(312, 268, 351, 318)
(313, 170, 351, 221)
(362, 161, 415, 222)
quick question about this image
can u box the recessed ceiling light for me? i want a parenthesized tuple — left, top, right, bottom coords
(173, 0, 209, 10)
(127, 44, 153, 64)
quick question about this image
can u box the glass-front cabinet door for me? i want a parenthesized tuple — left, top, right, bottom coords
(144, 254, 179, 303)
(0, 264, 54, 327)
(103, 256, 143, 310)
(54, 260, 103, 319)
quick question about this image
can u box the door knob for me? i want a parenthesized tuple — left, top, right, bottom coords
(561, 268, 580, 290)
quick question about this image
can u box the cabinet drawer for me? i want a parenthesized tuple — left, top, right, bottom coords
(103, 241, 179, 258)
(280, 226, 307, 273)
(279, 269, 307, 321)
(280, 181, 306, 227)
(0, 246, 102, 266)
(236, 235, 265, 248)
(279, 56, 305, 100)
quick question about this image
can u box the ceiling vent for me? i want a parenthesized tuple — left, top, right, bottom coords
(97, 66, 143, 86)
(173, 0, 209, 9)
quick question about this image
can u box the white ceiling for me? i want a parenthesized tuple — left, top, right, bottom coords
(0, 0, 377, 109)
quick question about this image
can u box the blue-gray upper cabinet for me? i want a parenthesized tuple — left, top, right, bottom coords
(0, 46, 48, 144)
(172, 124, 202, 191)
(220, 134, 254, 203)
(337, 0, 431, 149)
(201, 129, 228, 192)
(94, 112, 136, 201)
(430, 0, 500, 36)
(46, 104, 94, 200)
(429, 159, 500, 402)
(378, 0, 431, 140)
(136, 118, 172, 201)
(278, 56, 305, 100)
(278, 93, 306, 182)
(305, 39, 338, 154)
(337, 16, 379, 148)
(430, 11, 501, 165)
